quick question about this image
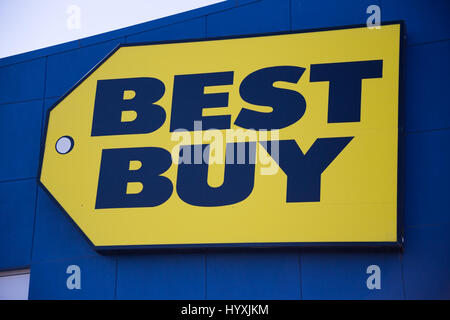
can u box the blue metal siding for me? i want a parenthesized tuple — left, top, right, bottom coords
(0, 180, 36, 269)
(31, 188, 98, 263)
(0, 100, 43, 180)
(28, 255, 116, 300)
(126, 17, 206, 44)
(404, 40, 450, 132)
(0, 58, 46, 104)
(404, 130, 450, 227)
(0, 0, 449, 299)
(382, 0, 450, 45)
(291, 0, 381, 30)
(402, 224, 450, 299)
(300, 251, 404, 299)
(45, 39, 124, 98)
(206, 251, 301, 300)
(116, 253, 206, 300)
(206, 0, 290, 37)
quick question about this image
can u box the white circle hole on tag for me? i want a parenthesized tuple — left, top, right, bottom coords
(55, 136, 74, 154)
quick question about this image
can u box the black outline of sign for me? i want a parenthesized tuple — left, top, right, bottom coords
(37, 21, 406, 252)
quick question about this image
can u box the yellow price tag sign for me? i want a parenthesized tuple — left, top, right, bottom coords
(40, 22, 404, 249)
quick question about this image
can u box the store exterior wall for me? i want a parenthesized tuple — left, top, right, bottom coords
(0, 0, 449, 299)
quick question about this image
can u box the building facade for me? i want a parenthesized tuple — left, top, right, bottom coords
(0, 0, 449, 299)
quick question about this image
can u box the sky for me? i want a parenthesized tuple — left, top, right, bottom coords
(0, 0, 224, 59)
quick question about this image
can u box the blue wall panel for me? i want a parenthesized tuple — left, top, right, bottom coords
(0, 58, 45, 104)
(31, 188, 99, 263)
(0, 100, 43, 181)
(0, 0, 449, 300)
(28, 255, 116, 300)
(0, 41, 79, 69)
(206, 251, 301, 299)
(404, 130, 450, 227)
(291, 0, 380, 30)
(116, 253, 205, 300)
(126, 17, 206, 43)
(206, 0, 290, 37)
(300, 252, 404, 299)
(45, 38, 124, 98)
(402, 224, 450, 299)
(0, 180, 36, 270)
(43, 97, 59, 113)
(382, 0, 450, 45)
(78, 0, 237, 47)
(404, 40, 450, 132)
